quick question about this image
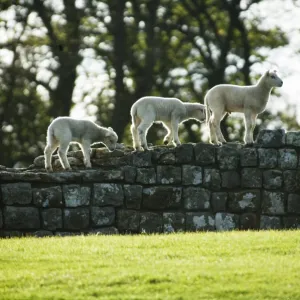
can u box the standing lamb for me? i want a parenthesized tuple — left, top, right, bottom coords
(205, 70, 283, 145)
(44, 117, 118, 172)
(130, 96, 206, 151)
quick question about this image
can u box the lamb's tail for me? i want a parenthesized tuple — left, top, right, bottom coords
(46, 124, 56, 146)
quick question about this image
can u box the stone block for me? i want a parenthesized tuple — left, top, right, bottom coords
(285, 131, 300, 147)
(142, 186, 182, 210)
(194, 143, 215, 165)
(132, 151, 152, 167)
(0, 209, 2, 228)
(186, 212, 215, 231)
(64, 208, 89, 230)
(93, 183, 124, 207)
(211, 192, 228, 212)
(255, 129, 285, 148)
(89, 227, 119, 235)
(183, 187, 210, 210)
(91, 206, 115, 226)
(123, 166, 137, 183)
(278, 149, 297, 169)
(221, 171, 240, 188)
(228, 190, 260, 213)
(241, 168, 262, 188)
(263, 170, 283, 189)
(136, 168, 156, 184)
(260, 215, 281, 230)
(287, 194, 300, 214)
(182, 165, 202, 185)
(163, 212, 185, 233)
(157, 165, 181, 184)
(175, 144, 194, 164)
(283, 170, 300, 192)
(262, 191, 285, 215)
(41, 208, 62, 230)
(140, 212, 162, 233)
(152, 148, 176, 164)
(258, 148, 278, 168)
(1, 183, 32, 205)
(27, 230, 54, 237)
(33, 186, 63, 207)
(240, 148, 257, 167)
(117, 209, 140, 232)
(240, 213, 258, 230)
(215, 213, 239, 231)
(82, 169, 124, 182)
(203, 169, 221, 190)
(283, 216, 300, 229)
(217, 146, 240, 170)
(63, 184, 91, 207)
(4, 207, 40, 229)
(124, 185, 142, 209)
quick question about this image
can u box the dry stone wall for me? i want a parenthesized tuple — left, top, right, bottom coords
(1, 129, 300, 237)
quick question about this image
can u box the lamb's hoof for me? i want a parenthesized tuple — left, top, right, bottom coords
(245, 142, 254, 147)
(163, 140, 169, 145)
(45, 168, 53, 173)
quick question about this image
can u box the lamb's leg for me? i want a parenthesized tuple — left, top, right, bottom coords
(162, 122, 173, 145)
(209, 112, 221, 145)
(131, 123, 143, 151)
(44, 143, 58, 172)
(80, 141, 92, 168)
(216, 112, 227, 143)
(137, 119, 153, 150)
(171, 119, 180, 146)
(244, 111, 257, 145)
(57, 142, 71, 170)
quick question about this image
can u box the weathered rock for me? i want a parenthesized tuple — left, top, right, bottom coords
(255, 129, 285, 148)
(152, 148, 176, 164)
(183, 187, 210, 210)
(262, 191, 285, 215)
(64, 208, 89, 230)
(175, 144, 194, 164)
(221, 171, 240, 188)
(0, 171, 42, 182)
(203, 169, 221, 190)
(41, 208, 63, 230)
(33, 155, 46, 168)
(136, 168, 156, 184)
(124, 185, 142, 209)
(215, 213, 239, 231)
(240, 148, 257, 167)
(89, 227, 119, 235)
(211, 192, 227, 212)
(278, 149, 297, 169)
(241, 168, 262, 188)
(194, 143, 216, 165)
(53, 157, 83, 169)
(287, 194, 300, 214)
(91, 206, 115, 226)
(132, 151, 152, 167)
(182, 165, 202, 185)
(285, 131, 300, 147)
(217, 146, 240, 170)
(228, 190, 260, 213)
(93, 183, 124, 207)
(240, 213, 258, 230)
(260, 215, 281, 229)
(263, 170, 283, 189)
(157, 165, 181, 184)
(92, 155, 132, 167)
(33, 186, 63, 207)
(0, 231, 23, 238)
(4, 207, 40, 229)
(1, 183, 32, 205)
(283, 216, 300, 229)
(26, 230, 54, 237)
(142, 186, 182, 210)
(82, 169, 124, 182)
(163, 212, 185, 233)
(37, 172, 83, 183)
(117, 209, 140, 232)
(123, 166, 137, 183)
(283, 170, 300, 192)
(140, 212, 163, 233)
(0, 209, 2, 228)
(258, 148, 278, 168)
(186, 213, 215, 231)
(63, 184, 91, 207)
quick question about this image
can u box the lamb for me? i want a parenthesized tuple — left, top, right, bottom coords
(130, 96, 206, 151)
(44, 117, 118, 172)
(204, 70, 283, 145)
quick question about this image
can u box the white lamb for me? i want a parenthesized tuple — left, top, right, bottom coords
(44, 117, 118, 172)
(205, 70, 283, 145)
(130, 96, 206, 151)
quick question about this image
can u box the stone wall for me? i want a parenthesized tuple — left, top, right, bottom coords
(1, 129, 300, 237)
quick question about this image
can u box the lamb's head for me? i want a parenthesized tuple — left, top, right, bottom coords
(265, 70, 283, 88)
(191, 104, 206, 123)
(103, 127, 118, 151)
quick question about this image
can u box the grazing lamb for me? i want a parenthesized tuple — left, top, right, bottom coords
(130, 96, 206, 151)
(205, 70, 283, 145)
(44, 117, 118, 172)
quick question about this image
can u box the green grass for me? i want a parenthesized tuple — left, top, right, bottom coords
(1, 231, 300, 300)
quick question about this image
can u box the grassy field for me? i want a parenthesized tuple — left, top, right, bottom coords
(0, 231, 300, 300)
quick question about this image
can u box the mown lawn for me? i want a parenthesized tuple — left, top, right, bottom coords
(0, 231, 300, 300)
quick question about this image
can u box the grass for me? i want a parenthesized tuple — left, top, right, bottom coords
(0, 231, 300, 300)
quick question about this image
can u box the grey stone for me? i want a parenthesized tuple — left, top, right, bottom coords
(260, 215, 281, 230)
(123, 166, 137, 183)
(33, 186, 63, 207)
(258, 148, 278, 168)
(4, 207, 40, 229)
(240, 213, 258, 230)
(27, 230, 54, 237)
(278, 149, 297, 169)
(93, 183, 124, 207)
(240, 148, 257, 167)
(63, 185, 91, 207)
(140, 212, 162, 233)
(217, 146, 240, 170)
(241, 168, 262, 188)
(142, 186, 182, 210)
(163, 212, 185, 233)
(1, 231, 23, 238)
(82, 169, 124, 182)
(283, 170, 300, 192)
(186, 213, 215, 231)
(41, 208, 62, 230)
(136, 168, 156, 184)
(117, 209, 140, 232)
(263, 170, 283, 189)
(157, 165, 181, 184)
(64, 208, 89, 230)
(183, 187, 210, 210)
(89, 227, 119, 235)
(91, 206, 115, 226)
(132, 151, 152, 167)
(194, 143, 215, 165)
(53, 157, 83, 170)
(285, 131, 300, 147)
(215, 213, 239, 231)
(203, 169, 221, 190)
(124, 185, 142, 209)
(255, 129, 285, 148)
(262, 191, 285, 215)
(152, 148, 176, 164)
(221, 171, 240, 188)
(0, 209, 2, 228)
(35, 172, 83, 183)
(211, 192, 228, 212)
(92, 155, 131, 167)
(182, 165, 202, 185)
(287, 194, 300, 214)
(175, 144, 194, 164)
(283, 216, 300, 229)
(1, 183, 32, 205)
(228, 190, 260, 213)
